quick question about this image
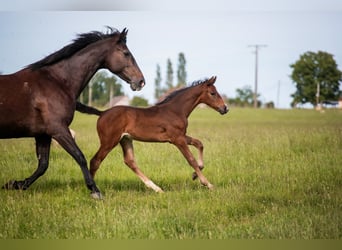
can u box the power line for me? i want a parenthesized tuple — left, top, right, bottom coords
(248, 44, 267, 108)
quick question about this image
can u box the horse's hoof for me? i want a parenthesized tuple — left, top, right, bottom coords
(207, 183, 214, 190)
(2, 180, 15, 189)
(90, 191, 103, 200)
(2, 180, 25, 190)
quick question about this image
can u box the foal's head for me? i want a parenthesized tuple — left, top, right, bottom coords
(199, 76, 228, 115)
(104, 28, 145, 91)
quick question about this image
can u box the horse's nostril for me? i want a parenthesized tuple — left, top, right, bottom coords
(139, 79, 145, 87)
(220, 105, 229, 114)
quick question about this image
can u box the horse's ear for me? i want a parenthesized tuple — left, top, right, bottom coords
(207, 76, 217, 85)
(119, 28, 128, 43)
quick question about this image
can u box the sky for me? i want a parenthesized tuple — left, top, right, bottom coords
(1, 1, 342, 108)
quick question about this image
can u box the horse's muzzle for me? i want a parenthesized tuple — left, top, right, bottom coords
(219, 105, 229, 115)
(130, 79, 145, 91)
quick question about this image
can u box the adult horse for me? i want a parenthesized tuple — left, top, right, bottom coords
(0, 27, 145, 199)
(87, 76, 228, 192)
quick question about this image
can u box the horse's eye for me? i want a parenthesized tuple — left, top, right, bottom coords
(123, 51, 130, 57)
(210, 92, 216, 96)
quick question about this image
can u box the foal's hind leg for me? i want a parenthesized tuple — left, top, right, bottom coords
(120, 136, 163, 193)
(90, 145, 115, 178)
(3, 134, 51, 190)
(90, 133, 122, 178)
(186, 136, 204, 180)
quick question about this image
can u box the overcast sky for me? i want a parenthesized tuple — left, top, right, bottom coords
(1, 1, 341, 108)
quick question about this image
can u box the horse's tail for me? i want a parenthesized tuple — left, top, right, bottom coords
(76, 101, 103, 116)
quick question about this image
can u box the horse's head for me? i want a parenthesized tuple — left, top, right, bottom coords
(104, 28, 145, 91)
(200, 76, 228, 115)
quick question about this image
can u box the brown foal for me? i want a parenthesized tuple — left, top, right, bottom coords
(90, 76, 228, 192)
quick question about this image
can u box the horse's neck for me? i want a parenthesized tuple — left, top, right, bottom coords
(50, 42, 108, 98)
(168, 88, 202, 118)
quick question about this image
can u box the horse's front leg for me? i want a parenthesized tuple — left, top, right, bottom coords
(3, 134, 51, 190)
(53, 127, 102, 199)
(174, 137, 213, 189)
(186, 135, 204, 180)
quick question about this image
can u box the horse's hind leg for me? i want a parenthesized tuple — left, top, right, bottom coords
(186, 136, 204, 180)
(120, 136, 163, 193)
(53, 128, 102, 199)
(3, 134, 51, 190)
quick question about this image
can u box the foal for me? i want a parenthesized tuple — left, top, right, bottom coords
(90, 76, 228, 192)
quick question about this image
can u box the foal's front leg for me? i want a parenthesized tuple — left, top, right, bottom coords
(120, 136, 163, 193)
(174, 137, 213, 189)
(186, 135, 204, 180)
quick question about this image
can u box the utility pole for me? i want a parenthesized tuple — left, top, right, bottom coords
(248, 44, 267, 108)
(88, 78, 93, 106)
(277, 80, 281, 108)
(316, 80, 321, 110)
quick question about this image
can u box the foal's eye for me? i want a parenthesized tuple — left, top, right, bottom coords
(210, 92, 216, 96)
(123, 51, 130, 57)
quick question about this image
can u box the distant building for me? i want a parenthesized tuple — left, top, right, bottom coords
(107, 96, 129, 107)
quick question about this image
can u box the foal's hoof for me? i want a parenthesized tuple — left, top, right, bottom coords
(2, 180, 26, 190)
(207, 183, 214, 190)
(192, 172, 198, 180)
(155, 188, 164, 193)
(90, 191, 103, 200)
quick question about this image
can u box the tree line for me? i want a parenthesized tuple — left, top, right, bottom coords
(79, 70, 123, 107)
(75, 50, 341, 109)
(1, 50, 341, 108)
(154, 52, 187, 101)
(77, 52, 187, 107)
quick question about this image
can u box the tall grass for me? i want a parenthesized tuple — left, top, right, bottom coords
(0, 108, 341, 239)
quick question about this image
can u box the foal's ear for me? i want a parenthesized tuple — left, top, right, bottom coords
(207, 76, 217, 85)
(119, 28, 128, 43)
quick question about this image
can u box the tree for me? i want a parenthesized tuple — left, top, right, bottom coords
(80, 70, 123, 106)
(236, 85, 255, 107)
(229, 85, 261, 107)
(165, 58, 174, 89)
(290, 51, 342, 108)
(130, 96, 149, 107)
(154, 53, 187, 102)
(154, 64, 162, 100)
(177, 52, 187, 87)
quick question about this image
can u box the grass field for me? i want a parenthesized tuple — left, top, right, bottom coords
(0, 108, 341, 239)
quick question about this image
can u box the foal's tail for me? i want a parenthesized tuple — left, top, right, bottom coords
(76, 102, 103, 116)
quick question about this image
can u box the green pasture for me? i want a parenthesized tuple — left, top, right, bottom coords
(0, 108, 341, 239)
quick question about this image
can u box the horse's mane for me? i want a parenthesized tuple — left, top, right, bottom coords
(27, 27, 122, 70)
(156, 78, 209, 105)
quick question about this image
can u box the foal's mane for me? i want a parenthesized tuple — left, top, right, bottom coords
(27, 27, 122, 70)
(156, 78, 209, 105)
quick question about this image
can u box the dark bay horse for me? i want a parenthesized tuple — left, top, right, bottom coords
(0, 27, 145, 199)
(89, 76, 228, 192)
